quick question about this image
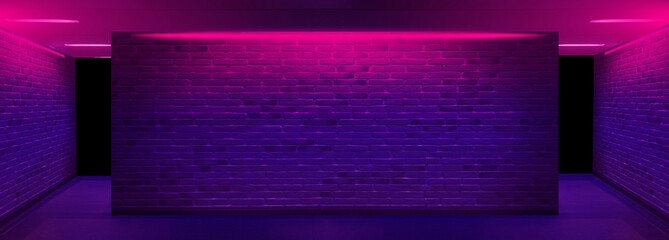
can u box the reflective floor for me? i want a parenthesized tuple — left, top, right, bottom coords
(2, 174, 668, 240)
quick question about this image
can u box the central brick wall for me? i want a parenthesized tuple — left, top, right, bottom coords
(111, 32, 558, 214)
(0, 29, 75, 224)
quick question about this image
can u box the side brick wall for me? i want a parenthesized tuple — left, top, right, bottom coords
(111, 32, 559, 214)
(0, 29, 76, 223)
(594, 26, 669, 221)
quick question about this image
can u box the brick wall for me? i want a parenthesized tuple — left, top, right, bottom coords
(594, 26, 669, 220)
(0, 29, 76, 223)
(111, 32, 559, 214)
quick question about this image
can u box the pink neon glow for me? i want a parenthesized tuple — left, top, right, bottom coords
(134, 32, 543, 39)
(0, 28, 65, 58)
(559, 44, 605, 47)
(590, 19, 660, 23)
(604, 25, 669, 55)
(64, 44, 111, 47)
(5, 19, 80, 23)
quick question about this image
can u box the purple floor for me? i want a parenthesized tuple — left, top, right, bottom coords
(1, 174, 668, 240)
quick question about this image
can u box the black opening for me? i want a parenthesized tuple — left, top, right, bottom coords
(558, 56, 594, 173)
(76, 58, 112, 176)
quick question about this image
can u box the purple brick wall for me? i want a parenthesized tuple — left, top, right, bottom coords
(0, 29, 76, 222)
(111, 32, 559, 214)
(594, 26, 669, 220)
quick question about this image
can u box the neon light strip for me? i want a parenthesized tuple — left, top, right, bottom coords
(559, 44, 605, 47)
(134, 32, 544, 39)
(5, 19, 80, 23)
(590, 19, 660, 23)
(604, 25, 669, 55)
(0, 28, 65, 58)
(64, 44, 111, 47)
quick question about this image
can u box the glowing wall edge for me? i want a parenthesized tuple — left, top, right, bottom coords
(590, 19, 660, 23)
(0, 27, 66, 58)
(604, 24, 669, 55)
(5, 19, 80, 23)
(133, 32, 543, 39)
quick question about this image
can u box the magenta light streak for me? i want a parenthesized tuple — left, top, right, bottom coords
(0, 28, 65, 58)
(590, 19, 660, 23)
(134, 32, 543, 39)
(64, 44, 111, 47)
(559, 44, 605, 47)
(604, 25, 669, 55)
(5, 19, 80, 23)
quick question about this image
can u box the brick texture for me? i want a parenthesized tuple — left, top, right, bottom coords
(0, 29, 76, 222)
(111, 32, 559, 214)
(594, 26, 669, 220)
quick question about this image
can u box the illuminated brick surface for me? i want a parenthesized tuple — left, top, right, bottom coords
(0, 30, 75, 222)
(111, 32, 558, 214)
(594, 27, 669, 220)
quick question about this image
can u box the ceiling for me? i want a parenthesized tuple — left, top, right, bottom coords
(0, 0, 667, 57)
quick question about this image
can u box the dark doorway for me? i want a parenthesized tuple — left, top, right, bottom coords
(76, 58, 111, 176)
(558, 56, 594, 173)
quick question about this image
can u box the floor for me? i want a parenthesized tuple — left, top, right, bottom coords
(1, 174, 668, 240)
